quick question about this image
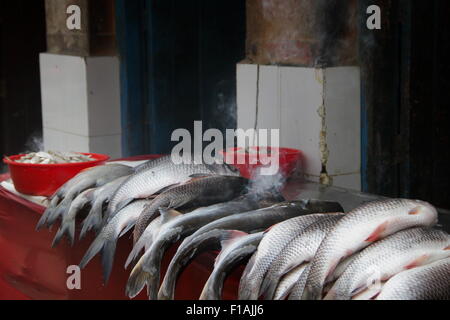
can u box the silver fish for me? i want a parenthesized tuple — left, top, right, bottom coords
(125, 195, 271, 269)
(37, 164, 134, 229)
(376, 257, 450, 300)
(132, 175, 249, 243)
(325, 227, 450, 300)
(156, 200, 343, 301)
(79, 199, 152, 284)
(273, 264, 309, 300)
(124, 196, 281, 299)
(106, 162, 240, 220)
(238, 213, 342, 300)
(200, 232, 264, 300)
(288, 264, 311, 300)
(261, 214, 344, 300)
(80, 175, 130, 239)
(132, 155, 172, 173)
(302, 199, 438, 300)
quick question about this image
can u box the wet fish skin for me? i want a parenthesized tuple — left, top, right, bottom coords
(52, 188, 96, 247)
(302, 199, 438, 300)
(376, 257, 450, 300)
(106, 162, 240, 221)
(156, 200, 342, 301)
(79, 199, 152, 284)
(273, 264, 309, 300)
(125, 195, 268, 269)
(37, 164, 134, 229)
(288, 264, 311, 300)
(132, 155, 172, 173)
(262, 214, 344, 300)
(80, 175, 129, 239)
(200, 232, 264, 300)
(325, 227, 450, 300)
(238, 213, 342, 300)
(132, 176, 249, 243)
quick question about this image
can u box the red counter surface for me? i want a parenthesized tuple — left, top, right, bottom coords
(0, 156, 243, 300)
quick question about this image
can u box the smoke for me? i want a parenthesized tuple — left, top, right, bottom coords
(247, 167, 287, 199)
(23, 132, 44, 153)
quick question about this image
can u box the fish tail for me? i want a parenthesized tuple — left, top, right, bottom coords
(126, 260, 150, 299)
(80, 205, 103, 240)
(125, 240, 145, 269)
(101, 239, 117, 285)
(36, 208, 52, 230)
(52, 219, 76, 247)
(79, 235, 107, 269)
(46, 202, 67, 227)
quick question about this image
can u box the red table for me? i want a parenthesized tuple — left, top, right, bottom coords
(0, 156, 243, 300)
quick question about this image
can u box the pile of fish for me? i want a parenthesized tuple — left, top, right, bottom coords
(13, 151, 95, 164)
(36, 156, 450, 300)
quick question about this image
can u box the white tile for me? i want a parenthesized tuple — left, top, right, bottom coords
(86, 57, 122, 136)
(324, 67, 361, 175)
(257, 65, 281, 131)
(89, 135, 122, 159)
(236, 63, 258, 131)
(40, 53, 89, 136)
(43, 127, 89, 152)
(280, 67, 324, 176)
(332, 173, 361, 191)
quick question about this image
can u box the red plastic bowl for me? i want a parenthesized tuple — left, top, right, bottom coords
(219, 147, 302, 179)
(3, 153, 110, 197)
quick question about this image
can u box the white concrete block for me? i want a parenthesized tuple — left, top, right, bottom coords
(324, 67, 361, 175)
(40, 53, 122, 158)
(236, 63, 362, 190)
(89, 135, 122, 160)
(40, 54, 89, 136)
(86, 57, 121, 136)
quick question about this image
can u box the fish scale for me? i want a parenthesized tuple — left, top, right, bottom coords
(325, 227, 450, 300)
(376, 258, 450, 300)
(262, 214, 344, 299)
(302, 199, 439, 300)
(238, 214, 338, 300)
(106, 162, 239, 220)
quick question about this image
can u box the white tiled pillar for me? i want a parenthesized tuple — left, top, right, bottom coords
(237, 63, 361, 190)
(40, 53, 122, 159)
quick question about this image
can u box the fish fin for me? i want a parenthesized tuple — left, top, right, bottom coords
(301, 285, 322, 300)
(365, 221, 389, 242)
(126, 260, 150, 298)
(125, 240, 145, 269)
(404, 254, 430, 270)
(101, 240, 117, 285)
(46, 203, 68, 227)
(36, 208, 52, 230)
(79, 235, 106, 269)
(119, 220, 137, 238)
(115, 198, 134, 214)
(215, 230, 249, 266)
(51, 220, 76, 247)
(445, 245, 450, 251)
(80, 209, 103, 240)
(264, 223, 279, 233)
(159, 208, 182, 224)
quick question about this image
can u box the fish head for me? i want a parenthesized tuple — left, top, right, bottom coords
(403, 199, 438, 226)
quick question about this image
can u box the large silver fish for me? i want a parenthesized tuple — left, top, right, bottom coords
(37, 164, 134, 229)
(106, 162, 240, 220)
(302, 199, 438, 300)
(325, 227, 450, 300)
(200, 232, 265, 300)
(132, 175, 249, 242)
(125, 195, 275, 269)
(238, 213, 342, 300)
(261, 214, 344, 300)
(80, 175, 130, 239)
(273, 264, 309, 300)
(79, 199, 153, 284)
(376, 257, 450, 300)
(124, 195, 283, 299)
(156, 200, 343, 301)
(132, 155, 172, 173)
